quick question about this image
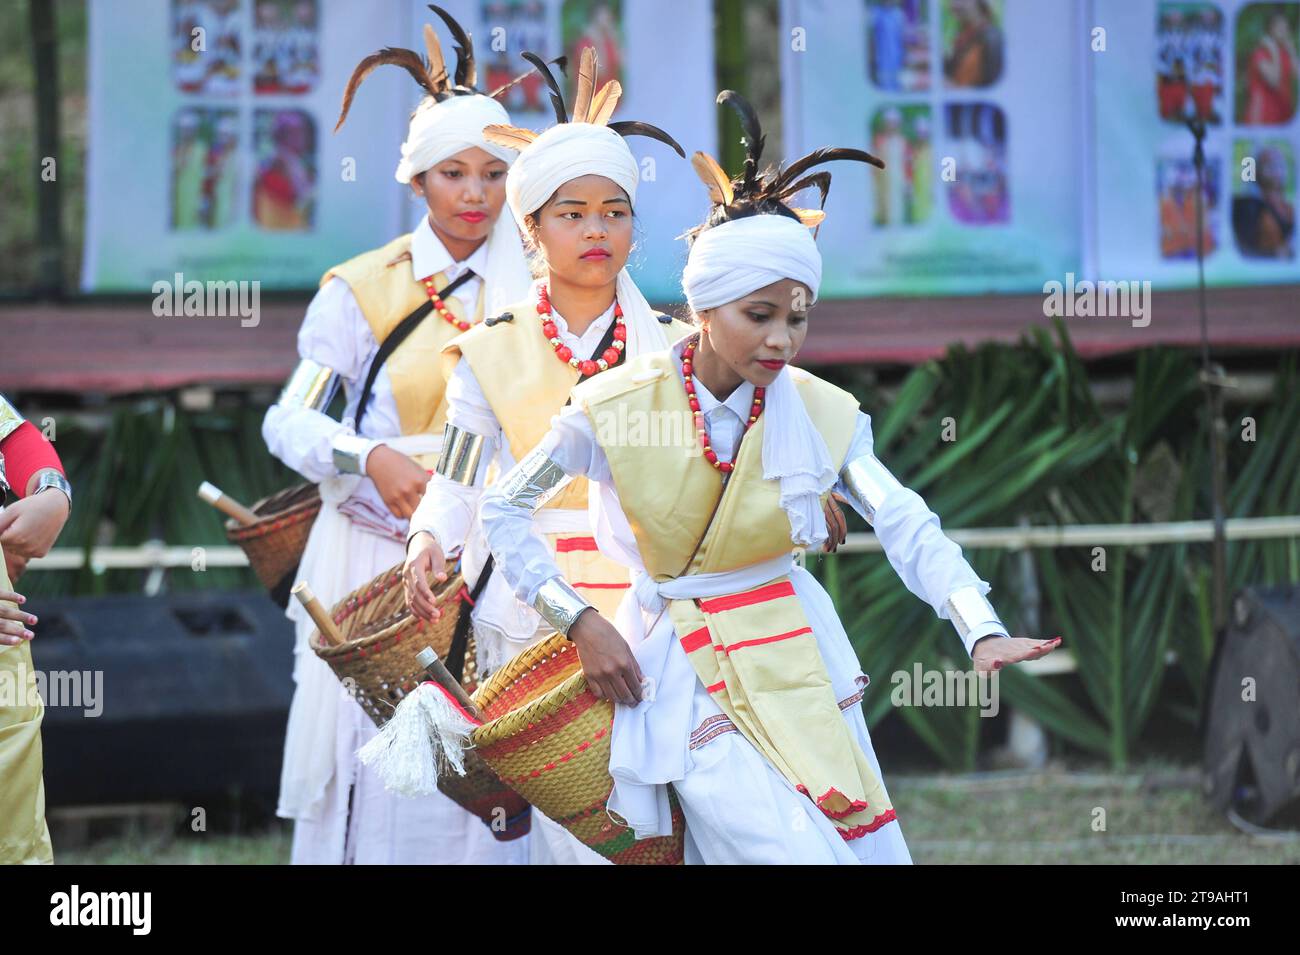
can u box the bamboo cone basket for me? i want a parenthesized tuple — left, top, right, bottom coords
(224, 483, 321, 592)
(470, 633, 686, 864)
(310, 561, 529, 841)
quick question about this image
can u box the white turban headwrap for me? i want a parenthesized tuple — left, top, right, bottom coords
(683, 213, 836, 548)
(500, 122, 674, 358)
(682, 213, 823, 309)
(394, 93, 516, 183)
(394, 94, 532, 313)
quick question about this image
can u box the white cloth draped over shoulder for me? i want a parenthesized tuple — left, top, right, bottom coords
(681, 213, 837, 549)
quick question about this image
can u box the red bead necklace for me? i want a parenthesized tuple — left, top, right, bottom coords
(422, 276, 474, 332)
(682, 336, 764, 474)
(537, 284, 625, 377)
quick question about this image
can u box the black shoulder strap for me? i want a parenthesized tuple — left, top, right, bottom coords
(445, 553, 494, 683)
(353, 269, 476, 430)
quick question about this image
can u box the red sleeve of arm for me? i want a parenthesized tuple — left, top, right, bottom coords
(1, 422, 65, 497)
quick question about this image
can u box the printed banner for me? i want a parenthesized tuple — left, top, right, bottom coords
(780, 0, 1085, 297)
(82, 0, 716, 300)
(1093, 0, 1299, 288)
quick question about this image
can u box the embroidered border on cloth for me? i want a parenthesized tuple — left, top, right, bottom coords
(688, 713, 737, 750)
(837, 675, 871, 711)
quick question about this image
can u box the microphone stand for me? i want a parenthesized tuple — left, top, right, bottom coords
(1185, 115, 1230, 634)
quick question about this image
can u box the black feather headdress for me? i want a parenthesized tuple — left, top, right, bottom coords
(335, 5, 567, 133)
(482, 45, 685, 158)
(690, 90, 884, 229)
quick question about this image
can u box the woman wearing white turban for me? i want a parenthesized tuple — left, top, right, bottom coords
(478, 92, 1061, 863)
(402, 48, 691, 864)
(262, 8, 536, 866)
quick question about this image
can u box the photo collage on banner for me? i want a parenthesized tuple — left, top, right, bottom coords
(85, 0, 410, 291)
(169, 0, 320, 234)
(784, 0, 1083, 297)
(82, 0, 713, 294)
(1094, 0, 1298, 287)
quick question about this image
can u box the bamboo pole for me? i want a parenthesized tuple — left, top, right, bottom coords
(291, 581, 345, 647)
(196, 481, 260, 526)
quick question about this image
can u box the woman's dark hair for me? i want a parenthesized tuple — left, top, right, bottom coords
(686, 195, 802, 246)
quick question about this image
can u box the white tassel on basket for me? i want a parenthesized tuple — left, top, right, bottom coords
(357, 682, 479, 797)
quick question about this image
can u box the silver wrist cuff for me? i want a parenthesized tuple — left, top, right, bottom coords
(534, 577, 593, 636)
(0, 393, 25, 443)
(0, 453, 9, 497)
(944, 586, 1004, 641)
(278, 359, 339, 413)
(332, 433, 373, 475)
(840, 452, 904, 524)
(498, 446, 572, 513)
(435, 423, 488, 486)
(32, 470, 72, 510)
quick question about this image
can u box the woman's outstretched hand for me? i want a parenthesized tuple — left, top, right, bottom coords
(972, 635, 1063, 673)
(568, 608, 644, 706)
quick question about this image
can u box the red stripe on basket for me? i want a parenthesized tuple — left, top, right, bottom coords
(480, 692, 603, 758)
(697, 580, 796, 614)
(679, 626, 712, 653)
(723, 626, 813, 654)
(572, 581, 630, 590)
(554, 536, 600, 552)
(498, 724, 611, 785)
(705, 679, 726, 693)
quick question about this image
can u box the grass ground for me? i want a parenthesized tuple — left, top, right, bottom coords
(52, 760, 1300, 865)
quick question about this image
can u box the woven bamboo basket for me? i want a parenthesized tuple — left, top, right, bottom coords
(224, 483, 321, 592)
(471, 632, 687, 864)
(311, 561, 530, 842)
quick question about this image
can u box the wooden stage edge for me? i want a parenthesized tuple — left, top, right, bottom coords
(1, 284, 1297, 395)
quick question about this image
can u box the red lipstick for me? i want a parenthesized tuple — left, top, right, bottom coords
(580, 248, 611, 260)
(457, 211, 487, 223)
(757, 359, 786, 370)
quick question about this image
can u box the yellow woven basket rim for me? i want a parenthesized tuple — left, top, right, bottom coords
(310, 569, 463, 657)
(224, 483, 321, 537)
(471, 633, 599, 748)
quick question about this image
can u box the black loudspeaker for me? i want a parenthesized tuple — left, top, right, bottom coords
(1203, 585, 1300, 824)
(26, 590, 295, 807)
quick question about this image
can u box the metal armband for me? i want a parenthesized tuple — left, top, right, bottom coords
(497, 446, 573, 513)
(534, 577, 593, 636)
(0, 393, 25, 443)
(839, 452, 905, 524)
(32, 470, 72, 510)
(277, 359, 339, 413)
(332, 433, 373, 475)
(944, 585, 1005, 642)
(435, 423, 488, 486)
